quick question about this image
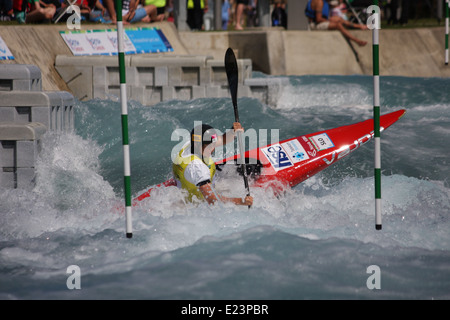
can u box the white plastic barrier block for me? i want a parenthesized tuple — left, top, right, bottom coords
(0, 122, 47, 141)
(245, 77, 289, 106)
(0, 122, 46, 190)
(206, 59, 252, 85)
(54, 54, 276, 106)
(0, 169, 15, 188)
(0, 64, 42, 92)
(131, 55, 213, 87)
(155, 66, 169, 86)
(0, 91, 74, 131)
(55, 55, 131, 101)
(0, 141, 15, 168)
(16, 140, 40, 168)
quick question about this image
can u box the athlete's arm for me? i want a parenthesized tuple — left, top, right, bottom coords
(198, 182, 253, 206)
(221, 122, 244, 145)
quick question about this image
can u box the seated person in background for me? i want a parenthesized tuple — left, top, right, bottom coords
(305, 0, 368, 47)
(143, 0, 166, 21)
(329, 0, 347, 20)
(101, 0, 159, 24)
(52, 0, 103, 23)
(13, 0, 56, 23)
(122, 0, 155, 23)
(87, 0, 112, 23)
(57, 0, 93, 21)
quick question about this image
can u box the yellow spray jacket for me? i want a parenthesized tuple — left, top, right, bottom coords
(172, 144, 216, 201)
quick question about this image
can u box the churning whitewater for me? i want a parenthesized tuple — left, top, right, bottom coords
(0, 75, 449, 299)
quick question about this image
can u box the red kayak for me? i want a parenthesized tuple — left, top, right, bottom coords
(134, 109, 406, 203)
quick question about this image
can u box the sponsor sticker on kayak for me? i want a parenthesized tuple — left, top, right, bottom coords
(262, 139, 309, 171)
(309, 133, 334, 151)
(261, 144, 293, 171)
(281, 139, 310, 163)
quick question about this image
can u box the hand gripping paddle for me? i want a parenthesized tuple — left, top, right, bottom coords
(225, 48, 251, 208)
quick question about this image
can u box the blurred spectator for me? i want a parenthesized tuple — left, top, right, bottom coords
(101, 0, 115, 23)
(87, 0, 112, 23)
(329, 0, 347, 21)
(13, 0, 56, 23)
(387, 0, 409, 25)
(222, 0, 230, 30)
(187, 0, 207, 30)
(234, 0, 256, 30)
(100, 0, 159, 24)
(0, 0, 13, 20)
(53, 0, 91, 22)
(12, 0, 26, 23)
(122, 0, 158, 23)
(143, 0, 166, 21)
(246, 0, 257, 27)
(305, 0, 368, 46)
(271, 0, 286, 28)
(52, 0, 104, 23)
(234, 0, 244, 29)
(165, 0, 173, 22)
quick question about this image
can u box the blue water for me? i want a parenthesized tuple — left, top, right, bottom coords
(1, 75, 449, 300)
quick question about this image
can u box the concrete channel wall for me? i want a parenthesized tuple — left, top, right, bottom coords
(180, 27, 450, 78)
(0, 64, 75, 189)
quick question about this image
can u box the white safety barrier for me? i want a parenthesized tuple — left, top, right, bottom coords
(55, 54, 285, 106)
(0, 64, 75, 189)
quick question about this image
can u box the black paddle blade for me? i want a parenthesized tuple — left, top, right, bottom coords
(225, 48, 239, 121)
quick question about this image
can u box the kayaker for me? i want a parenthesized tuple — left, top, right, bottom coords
(172, 122, 253, 206)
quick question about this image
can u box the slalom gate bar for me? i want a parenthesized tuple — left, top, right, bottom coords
(446, 0, 449, 65)
(115, 0, 133, 238)
(372, 1, 382, 230)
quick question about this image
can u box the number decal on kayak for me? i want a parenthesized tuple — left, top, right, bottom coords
(309, 133, 335, 151)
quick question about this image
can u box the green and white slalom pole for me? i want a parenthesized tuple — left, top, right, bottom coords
(368, 2, 382, 230)
(446, 0, 449, 65)
(116, 0, 133, 238)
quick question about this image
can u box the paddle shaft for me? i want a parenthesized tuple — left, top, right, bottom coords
(225, 48, 251, 205)
(236, 121, 251, 197)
